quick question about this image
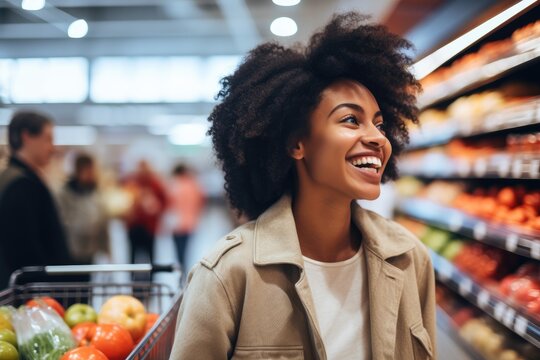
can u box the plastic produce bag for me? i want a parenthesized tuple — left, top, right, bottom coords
(11, 302, 75, 360)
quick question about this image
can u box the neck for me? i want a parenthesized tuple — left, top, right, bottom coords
(292, 188, 359, 262)
(15, 151, 41, 173)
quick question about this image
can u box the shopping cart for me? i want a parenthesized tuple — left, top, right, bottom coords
(0, 264, 184, 360)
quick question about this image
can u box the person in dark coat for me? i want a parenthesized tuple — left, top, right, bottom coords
(0, 110, 74, 289)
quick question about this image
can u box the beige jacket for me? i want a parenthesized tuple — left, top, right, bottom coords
(169, 196, 436, 359)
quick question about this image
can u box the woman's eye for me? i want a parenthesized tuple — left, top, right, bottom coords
(376, 123, 386, 134)
(341, 115, 359, 125)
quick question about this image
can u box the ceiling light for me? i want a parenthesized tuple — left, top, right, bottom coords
(272, 0, 301, 6)
(68, 19, 88, 39)
(21, 0, 45, 11)
(412, 0, 536, 79)
(270, 17, 298, 37)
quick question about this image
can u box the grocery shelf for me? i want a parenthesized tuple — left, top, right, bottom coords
(407, 97, 540, 151)
(400, 153, 540, 180)
(436, 307, 485, 360)
(398, 198, 540, 259)
(430, 250, 540, 348)
(418, 35, 540, 109)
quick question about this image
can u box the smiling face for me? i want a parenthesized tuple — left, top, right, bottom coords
(292, 79, 392, 201)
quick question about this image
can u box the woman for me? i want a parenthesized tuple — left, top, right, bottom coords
(170, 12, 435, 360)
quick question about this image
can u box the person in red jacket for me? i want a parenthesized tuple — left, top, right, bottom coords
(123, 160, 167, 273)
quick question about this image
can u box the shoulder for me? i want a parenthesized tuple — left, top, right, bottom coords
(199, 221, 256, 271)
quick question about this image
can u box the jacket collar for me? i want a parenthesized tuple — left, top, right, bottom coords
(9, 156, 42, 184)
(253, 194, 416, 267)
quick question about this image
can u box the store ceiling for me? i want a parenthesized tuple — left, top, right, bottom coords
(0, 0, 397, 58)
(0, 0, 504, 129)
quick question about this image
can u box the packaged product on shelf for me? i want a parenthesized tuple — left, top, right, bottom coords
(499, 263, 540, 317)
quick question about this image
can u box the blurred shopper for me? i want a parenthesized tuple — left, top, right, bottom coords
(123, 160, 167, 269)
(57, 153, 110, 264)
(170, 13, 435, 360)
(168, 164, 205, 272)
(0, 111, 73, 288)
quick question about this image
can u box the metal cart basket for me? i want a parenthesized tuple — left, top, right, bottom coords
(0, 264, 183, 360)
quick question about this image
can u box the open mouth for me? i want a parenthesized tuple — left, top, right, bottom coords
(347, 156, 382, 174)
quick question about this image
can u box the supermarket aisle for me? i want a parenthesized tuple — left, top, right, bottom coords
(106, 202, 234, 289)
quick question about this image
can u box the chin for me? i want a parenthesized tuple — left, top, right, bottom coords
(353, 187, 381, 201)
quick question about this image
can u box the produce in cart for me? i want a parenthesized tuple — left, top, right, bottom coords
(12, 304, 75, 360)
(71, 322, 134, 360)
(98, 295, 147, 342)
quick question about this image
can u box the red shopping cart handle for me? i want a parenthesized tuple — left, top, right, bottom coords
(9, 264, 180, 286)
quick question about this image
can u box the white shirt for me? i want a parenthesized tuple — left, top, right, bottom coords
(303, 247, 371, 360)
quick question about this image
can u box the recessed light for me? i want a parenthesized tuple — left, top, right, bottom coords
(21, 0, 45, 11)
(68, 19, 88, 38)
(272, 0, 301, 6)
(270, 17, 298, 37)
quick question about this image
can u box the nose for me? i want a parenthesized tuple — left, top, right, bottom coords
(360, 124, 387, 149)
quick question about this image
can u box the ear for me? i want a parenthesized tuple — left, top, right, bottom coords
(289, 140, 305, 160)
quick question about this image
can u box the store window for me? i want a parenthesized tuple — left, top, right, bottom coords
(7, 57, 88, 103)
(90, 56, 241, 103)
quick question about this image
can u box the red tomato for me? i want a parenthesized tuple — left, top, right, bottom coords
(145, 313, 159, 333)
(26, 296, 65, 317)
(61, 347, 109, 360)
(72, 322, 97, 346)
(72, 323, 134, 360)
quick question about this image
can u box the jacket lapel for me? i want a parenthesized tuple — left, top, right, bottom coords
(351, 202, 415, 360)
(253, 196, 416, 360)
(365, 249, 404, 359)
(253, 195, 326, 359)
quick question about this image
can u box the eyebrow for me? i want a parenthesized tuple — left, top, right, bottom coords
(328, 103, 382, 120)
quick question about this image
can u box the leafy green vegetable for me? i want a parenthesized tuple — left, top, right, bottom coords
(19, 329, 74, 360)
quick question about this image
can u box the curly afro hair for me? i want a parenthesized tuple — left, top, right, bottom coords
(208, 12, 420, 220)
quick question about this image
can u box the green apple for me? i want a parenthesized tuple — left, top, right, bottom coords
(0, 330, 16, 349)
(64, 303, 97, 328)
(421, 228, 451, 253)
(0, 340, 18, 360)
(441, 240, 465, 261)
(0, 308, 12, 332)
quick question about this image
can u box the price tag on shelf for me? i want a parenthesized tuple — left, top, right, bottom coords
(503, 307, 516, 328)
(530, 159, 539, 179)
(473, 222, 487, 240)
(531, 242, 540, 260)
(459, 278, 473, 297)
(494, 302, 507, 321)
(512, 159, 523, 178)
(474, 159, 488, 177)
(514, 316, 528, 336)
(477, 290, 490, 309)
(437, 259, 453, 280)
(497, 160, 511, 178)
(505, 234, 519, 252)
(448, 214, 464, 232)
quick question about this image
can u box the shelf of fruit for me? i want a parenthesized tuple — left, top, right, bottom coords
(398, 198, 540, 260)
(430, 250, 540, 348)
(436, 284, 540, 360)
(435, 306, 485, 360)
(418, 21, 540, 109)
(408, 96, 540, 151)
